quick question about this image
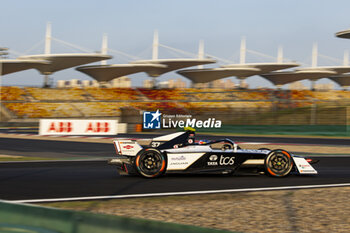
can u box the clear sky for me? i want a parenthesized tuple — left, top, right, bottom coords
(1, 0, 350, 88)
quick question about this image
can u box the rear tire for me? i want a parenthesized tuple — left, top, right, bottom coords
(134, 148, 166, 178)
(265, 149, 293, 177)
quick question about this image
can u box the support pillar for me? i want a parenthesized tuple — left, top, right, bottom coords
(198, 40, 204, 69)
(240, 37, 246, 64)
(101, 33, 108, 65)
(277, 46, 283, 63)
(312, 43, 318, 67)
(45, 22, 52, 55)
(152, 30, 159, 60)
(344, 50, 349, 66)
(310, 79, 316, 91)
(43, 75, 51, 88)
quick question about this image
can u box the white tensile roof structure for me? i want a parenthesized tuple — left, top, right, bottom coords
(296, 66, 350, 76)
(221, 63, 299, 74)
(261, 66, 350, 89)
(331, 29, 350, 88)
(335, 29, 350, 39)
(260, 69, 337, 87)
(77, 31, 216, 82)
(0, 59, 49, 75)
(177, 67, 260, 83)
(260, 42, 350, 88)
(130, 58, 216, 77)
(0, 23, 112, 86)
(18, 53, 112, 75)
(177, 37, 299, 86)
(177, 62, 299, 84)
(127, 31, 216, 77)
(76, 63, 167, 82)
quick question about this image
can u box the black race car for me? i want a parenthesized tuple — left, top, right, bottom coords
(109, 128, 318, 178)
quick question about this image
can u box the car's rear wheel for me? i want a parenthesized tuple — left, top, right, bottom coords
(265, 149, 293, 177)
(134, 148, 166, 178)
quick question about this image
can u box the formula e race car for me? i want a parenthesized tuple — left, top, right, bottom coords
(108, 128, 318, 178)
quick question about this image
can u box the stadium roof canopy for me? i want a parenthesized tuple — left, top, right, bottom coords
(328, 74, 350, 88)
(76, 63, 167, 82)
(18, 53, 112, 75)
(260, 69, 337, 86)
(177, 67, 260, 83)
(335, 29, 350, 39)
(0, 59, 49, 76)
(130, 58, 216, 77)
(177, 62, 299, 83)
(221, 63, 299, 75)
(296, 66, 350, 76)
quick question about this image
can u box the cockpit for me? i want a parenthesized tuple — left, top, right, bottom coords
(149, 127, 238, 151)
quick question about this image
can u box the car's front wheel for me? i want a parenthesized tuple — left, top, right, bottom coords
(265, 149, 293, 177)
(134, 148, 166, 178)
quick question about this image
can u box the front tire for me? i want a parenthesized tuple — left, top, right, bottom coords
(265, 149, 293, 177)
(134, 148, 166, 178)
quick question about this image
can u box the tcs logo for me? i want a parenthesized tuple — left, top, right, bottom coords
(48, 122, 73, 133)
(85, 122, 110, 133)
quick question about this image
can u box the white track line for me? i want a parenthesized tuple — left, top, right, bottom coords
(8, 183, 350, 204)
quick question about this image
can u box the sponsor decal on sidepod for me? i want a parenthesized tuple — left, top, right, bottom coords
(171, 156, 186, 161)
(207, 155, 235, 166)
(207, 154, 218, 166)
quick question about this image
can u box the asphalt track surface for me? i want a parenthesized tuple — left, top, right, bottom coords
(0, 137, 115, 158)
(0, 134, 350, 201)
(0, 158, 350, 201)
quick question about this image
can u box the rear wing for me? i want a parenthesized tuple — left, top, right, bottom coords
(113, 139, 143, 156)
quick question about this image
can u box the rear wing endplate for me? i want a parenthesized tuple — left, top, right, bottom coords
(113, 139, 143, 156)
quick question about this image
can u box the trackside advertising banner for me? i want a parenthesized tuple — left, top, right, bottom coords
(39, 119, 118, 135)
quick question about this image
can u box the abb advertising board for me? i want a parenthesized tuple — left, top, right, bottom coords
(39, 119, 118, 135)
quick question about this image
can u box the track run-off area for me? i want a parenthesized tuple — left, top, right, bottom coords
(1, 131, 350, 203)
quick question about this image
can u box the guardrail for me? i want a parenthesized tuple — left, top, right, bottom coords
(0, 201, 233, 233)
